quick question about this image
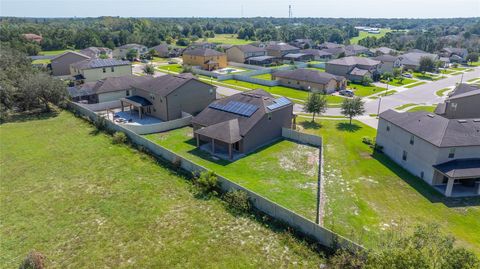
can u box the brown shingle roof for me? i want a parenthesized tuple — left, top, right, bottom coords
(133, 73, 210, 97)
(273, 68, 344, 85)
(183, 48, 225, 57)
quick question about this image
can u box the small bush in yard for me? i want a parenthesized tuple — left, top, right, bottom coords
(362, 136, 372, 145)
(195, 171, 218, 194)
(224, 190, 251, 213)
(112, 132, 127, 144)
(19, 251, 45, 269)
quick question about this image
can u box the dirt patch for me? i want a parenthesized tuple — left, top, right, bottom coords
(278, 144, 319, 177)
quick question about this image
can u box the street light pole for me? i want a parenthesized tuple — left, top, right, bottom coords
(377, 96, 382, 119)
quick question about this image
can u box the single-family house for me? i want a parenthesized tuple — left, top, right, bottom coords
(182, 48, 227, 70)
(376, 109, 480, 197)
(191, 89, 294, 160)
(282, 53, 314, 62)
(321, 47, 346, 59)
(317, 42, 344, 50)
(121, 73, 216, 121)
(345, 44, 369, 56)
(150, 44, 170, 58)
(51, 51, 90, 77)
(245, 56, 278, 66)
(188, 42, 217, 50)
(397, 52, 439, 71)
(439, 48, 469, 63)
(68, 75, 150, 103)
(80, 47, 113, 59)
(226, 44, 267, 63)
(70, 58, 132, 82)
(326, 56, 381, 82)
(290, 39, 314, 49)
(266, 43, 300, 58)
(272, 68, 346, 94)
(301, 49, 333, 61)
(372, 54, 401, 74)
(435, 84, 480, 120)
(370, 47, 397, 56)
(113, 44, 148, 59)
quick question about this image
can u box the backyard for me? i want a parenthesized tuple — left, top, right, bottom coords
(206, 34, 252, 45)
(0, 111, 326, 268)
(38, 49, 77, 56)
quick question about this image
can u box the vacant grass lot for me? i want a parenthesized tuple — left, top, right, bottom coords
(0, 112, 326, 268)
(407, 105, 437, 112)
(206, 34, 252, 45)
(298, 119, 480, 255)
(349, 28, 392, 44)
(348, 83, 386, 97)
(145, 127, 320, 220)
(38, 49, 77, 56)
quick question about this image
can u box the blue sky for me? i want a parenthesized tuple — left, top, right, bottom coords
(1, 0, 479, 18)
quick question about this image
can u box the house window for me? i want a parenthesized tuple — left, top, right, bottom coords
(386, 123, 390, 131)
(126, 90, 130, 96)
(409, 135, 414, 145)
(402, 150, 407, 161)
(448, 148, 455, 158)
(420, 171, 424, 179)
(111, 67, 114, 72)
(102, 68, 106, 73)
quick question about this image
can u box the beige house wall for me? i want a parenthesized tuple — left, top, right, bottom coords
(182, 54, 228, 70)
(51, 52, 89, 76)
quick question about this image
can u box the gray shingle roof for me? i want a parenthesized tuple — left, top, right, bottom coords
(328, 56, 380, 67)
(52, 51, 90, 61)
(231, 44, 266, 53)
(183, 48, 225, 57)
(448, 83, 480, 99)
(71, 58, 130, 69)
(151, 44, 169, 54)
(301, 49, 332, 57)
(379, 109, 480, 147)
(433, 159, 480, 178)
(195, 119, 242, 144)
(273, 68, 344, 85)
(372, 54, 398, 63)
(322, 47, 346, 55)
(398, 52, 438, 66)
(133, 73, 209, 97)
(348, 67, 370, 76)
(266, 43, 300, 51)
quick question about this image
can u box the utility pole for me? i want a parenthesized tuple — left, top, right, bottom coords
(460, 73, 464, 84)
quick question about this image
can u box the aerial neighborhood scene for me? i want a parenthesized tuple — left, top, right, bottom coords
(1, 0, 480, 268)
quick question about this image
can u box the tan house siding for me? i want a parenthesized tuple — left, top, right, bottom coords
(51, 52, 89, 76)
(273, 76, 340, 94)
(182, 54, 227, 70)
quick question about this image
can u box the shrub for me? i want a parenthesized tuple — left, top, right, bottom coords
(112, 132, 127, 144)
(19, 251, 45, 269)
(361, 136, 372, 145)
(223, 190, 251, 213)
(195, 171, 218, 194)
(94, 116, 107, 130)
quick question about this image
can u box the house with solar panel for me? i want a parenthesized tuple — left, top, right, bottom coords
(70, 58, 132, 83)
(191, 89, 294, 160)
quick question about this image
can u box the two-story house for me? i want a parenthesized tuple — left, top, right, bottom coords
(70, 58, 132, 82)
(226, 45, 267, 63)
(182, 48, 227, 70)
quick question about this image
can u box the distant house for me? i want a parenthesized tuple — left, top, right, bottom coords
(376, 109, 480, 197)
(80, 47, 112, 59)
(245, 56, 278, 66)
(51, 51, 90, 77)
(68, 75, 150, 103)
(226, 44, 267, 63)
(435, 84, 480, 120)
(301, 49, 333, 61)
(70, 58, 132, 82)
(326, 56, 381, 82)
(290, 39, 314, 49)
(266, 43, 300, 58)
(372, 54, 401, 74)
(150, 44, 170, 58)
(397, 52, 439, 71)
(272, 68, 346, 94)
(345, 44, 369, 56)
(317, 42, 344, 50)
(370, 47, 397, 56)
(188, 42, 217, 50)
(191, 89, 294, 160)
(282, 53, 314, 62)
(113, 44, 148, 59)
(22, 33, 43, 43)
(321, 47, 346, 59)
(121, 73, 216, 121)
(182, 48, 227, 70)
(439, 48, 469, 63)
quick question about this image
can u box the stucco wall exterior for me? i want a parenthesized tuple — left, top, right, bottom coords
(226, 47, 267, 63)
(72, 65, 132, 82)
(182, 54, 228, 70)
(51, 53, 89, 76)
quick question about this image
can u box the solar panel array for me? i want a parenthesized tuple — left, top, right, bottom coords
(209, 101, 259, 117)
(266, 97, 292, 110)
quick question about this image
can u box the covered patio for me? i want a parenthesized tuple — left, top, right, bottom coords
(120, 95, 153, 119)
(194, 119, 243, 160)
(432, 159, 480, 197)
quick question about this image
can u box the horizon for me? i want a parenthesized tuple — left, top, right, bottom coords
(1, 0, 479, 19)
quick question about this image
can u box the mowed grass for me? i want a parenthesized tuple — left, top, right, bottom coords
(252, 73, 273, 80)
(348, 83, 386, 97)
(38, 49, 77, 56)
(0, 112, 326, 268)
(156, 63, 183, 73)
(145, 127, 320, 220)
(436, 87, 453, 97)
(381, 78, 416, 87)
(298, 119, 480, 255)
(407, 105, 437, 112)
(31, 58, 51, 64)
(349, 28, 392, 44)
(405, 81, 427, 88)
(206, 34, 252, 45)
(394, 103, 417, 110)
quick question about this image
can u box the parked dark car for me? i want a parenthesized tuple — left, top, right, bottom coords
(339, 90, 354, 97)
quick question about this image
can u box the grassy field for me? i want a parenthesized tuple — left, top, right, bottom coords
(252, 73, 273, 80)
(394, 103, 417, 110)
(348, 83, 386, 97)
(145, 127, 320, 220)
(349, 28, 392, 44)
(436, 87, 453, 97)
(0, 112, 326, 268)
(405, 81, 427, 88)
(407, 105, 437, 112)
(31, 59, 51, 65)
(156, 63, 183, 73)
(38, 49, 77, 56)
(206, 34, 252, 45)
(381, 78, 416, 87)
(298, 119, 480, 255)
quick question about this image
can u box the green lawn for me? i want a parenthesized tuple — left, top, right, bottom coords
(407, 105, 437, 112)
(436, 87, 453, 97)
(145, 127, 320, 220)
(251, 73, 273, 80)
(468, 61, 480, 67)
(31, 58, 51, 65)
(0, 112, 325, 268)
(467, 77, 480, 83)
(412, 72, 445, 81)
(348, 83, 386, 97)
(404, 81, 427, 88)
(156, 63, 183, 73)
(298, 119, 480, 255)
(349, 28, 392, 44)
(151, 57, 170, 63)
(381, 78, 416, 87)
(394, 103, 417, 111)
(206, 34, 252, 45)
(38, 49, 77, 56)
